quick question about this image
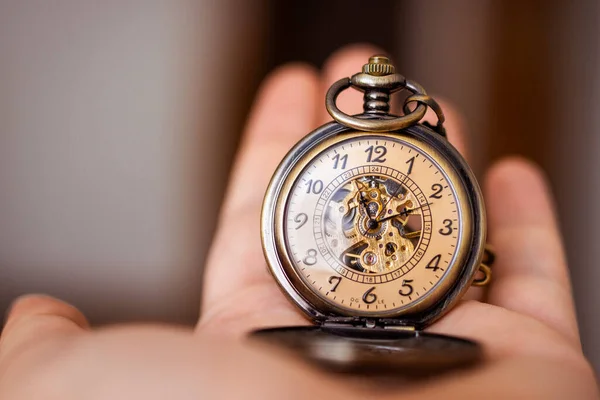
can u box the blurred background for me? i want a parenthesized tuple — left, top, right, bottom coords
(0, 0, 598, 372)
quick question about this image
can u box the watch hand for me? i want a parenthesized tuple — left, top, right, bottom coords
(342, 252, 361, 259)
(403, 230, 422, 240)
(353, 180, 373, 220)
(377, 213, 405, 223)
(377, 203, 433, 223)
(399, 202, 432, 216)
(375, 179, 407, 220)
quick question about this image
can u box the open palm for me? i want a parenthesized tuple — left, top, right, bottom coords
(0, 45, 596, 399)
(197, 45, 596, 395)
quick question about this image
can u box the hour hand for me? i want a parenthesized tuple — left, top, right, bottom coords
(352, 180, 371, 218)
(378, 202, 432, 223)
(340, 243, 367, 272)
(403, 230, 422, 240)
(378, 212, 408, 224)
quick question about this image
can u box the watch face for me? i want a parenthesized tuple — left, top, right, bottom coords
(263, 129, 483, 320)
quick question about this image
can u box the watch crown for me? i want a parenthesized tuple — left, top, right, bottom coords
(362, 56, 395, 76)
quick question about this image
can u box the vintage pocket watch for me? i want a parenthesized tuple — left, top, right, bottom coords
(253, 56, 494, 376)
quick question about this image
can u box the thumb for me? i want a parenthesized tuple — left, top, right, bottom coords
(0, 295, 90, 364)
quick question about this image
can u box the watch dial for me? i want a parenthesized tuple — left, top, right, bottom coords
(281, 134, 470, 315)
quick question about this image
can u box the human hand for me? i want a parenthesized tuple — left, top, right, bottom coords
(0, 45, 597, 399)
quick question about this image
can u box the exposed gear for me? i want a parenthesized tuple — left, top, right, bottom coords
(323, 175, 423, 274)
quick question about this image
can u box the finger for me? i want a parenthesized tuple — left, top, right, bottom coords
(219, 64, 321, 215)
(398, 349, 597, 400)
(319, 44, 383, 124)
(484, 157, 579, 344)
(0, 295, 89, 364)
(198, 64, 320, 334)
(429, 301, 587, 366)
(41, 328, 348, 400)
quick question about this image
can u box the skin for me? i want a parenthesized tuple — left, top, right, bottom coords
(0, 45, 597, 399)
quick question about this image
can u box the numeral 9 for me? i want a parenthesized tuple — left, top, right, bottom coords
(294, 213, 308, 229)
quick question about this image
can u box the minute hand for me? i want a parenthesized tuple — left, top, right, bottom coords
(377, 203, 432, 223)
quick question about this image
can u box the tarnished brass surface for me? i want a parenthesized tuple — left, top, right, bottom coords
(472, 263, 492, 286)
(361, 55, 395, 76)
(472, 245, 495, 286)
(325, 56, 446, 133)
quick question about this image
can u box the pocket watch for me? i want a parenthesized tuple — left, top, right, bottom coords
(253, 56, 495, 376)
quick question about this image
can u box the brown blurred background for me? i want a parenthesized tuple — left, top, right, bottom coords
(0, 0, 598, 373)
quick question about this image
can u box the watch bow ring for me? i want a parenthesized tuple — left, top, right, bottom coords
(252, 56, 495, 377)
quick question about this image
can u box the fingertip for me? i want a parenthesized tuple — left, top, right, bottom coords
(246, 62, 320, 142)
(0, 295, 88, 366)
(322, 43, 386, 77)
(485, 156, 552, 205)
(258, 63, 319, 99)
(485, 156, 556, 229)
(486, 156, 548, 188)
(253, 62, 319, 113)
(4, 294, 89, 333)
